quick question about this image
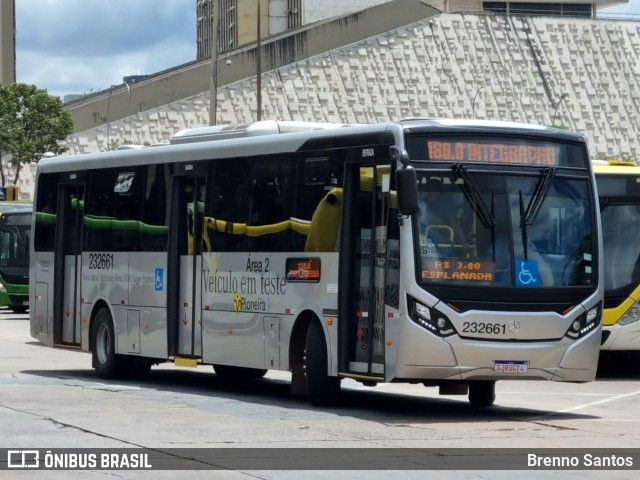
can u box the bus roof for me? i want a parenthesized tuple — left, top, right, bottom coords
(0, 202, 32, 214)
(593, 162, 640, 176)
(36, 118, 588, 175)
(397, 117, 585, 141)
(170, 120, 344, 144)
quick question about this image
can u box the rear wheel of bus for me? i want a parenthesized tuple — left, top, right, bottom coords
(468, 381, 496, 407)
(92, 307, 128, 379)
(306, 320, 341, 406)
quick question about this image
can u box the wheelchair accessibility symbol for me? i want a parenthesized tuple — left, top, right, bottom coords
(515, 259, 539, 287)
(155, 268, 164, 291)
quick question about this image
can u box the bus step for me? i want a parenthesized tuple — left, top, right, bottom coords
(174, 357, 199, 368)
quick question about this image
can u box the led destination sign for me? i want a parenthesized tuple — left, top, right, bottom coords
(286, 257, 321, 283)
(427, 141, 559, 166)
(422, 259, 496, 282)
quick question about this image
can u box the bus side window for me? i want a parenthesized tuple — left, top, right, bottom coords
(113, 171, 140, 252)
(292, 155, 343, 252)
(139, 164, 169, 251)
(84, 170, 116, 252)
(248, 156, 293, 252)
(34, 174, 57, 252)
(207, 160, 250, 252)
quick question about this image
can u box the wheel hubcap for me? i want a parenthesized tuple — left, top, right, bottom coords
(96, 323, 110, 365)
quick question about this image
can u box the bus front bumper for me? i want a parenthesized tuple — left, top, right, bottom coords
(393, 322, 601, 383)
(601, 322, 640, 351)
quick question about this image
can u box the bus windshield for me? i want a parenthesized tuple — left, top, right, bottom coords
(601, 203, 640, 292)
(0, 223, 31, 268)
(408, 139, 594, 289)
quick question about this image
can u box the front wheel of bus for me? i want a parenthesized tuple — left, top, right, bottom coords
(92, 308, 127, 379)
(306, 320, 341, 407)
(468, 381, 496, 407)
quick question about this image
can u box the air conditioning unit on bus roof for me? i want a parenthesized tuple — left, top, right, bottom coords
(169, 120, 343, 144)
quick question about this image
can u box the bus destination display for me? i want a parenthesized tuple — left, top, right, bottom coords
(427, 141, 559, 166)
(422, 259, 496, 282)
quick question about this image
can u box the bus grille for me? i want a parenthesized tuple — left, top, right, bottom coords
(0, 271, 29, 285)
(8, 294, 28, 305)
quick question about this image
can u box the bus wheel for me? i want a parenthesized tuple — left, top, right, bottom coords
(92, 308, 127, 379)
(305, 320, 341, 406)
(468, 381, 496, 407)
(213, 365, 268, 380)
(10, 306, 28, 314)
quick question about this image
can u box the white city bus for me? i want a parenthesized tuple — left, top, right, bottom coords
(30, 119, 603, 407)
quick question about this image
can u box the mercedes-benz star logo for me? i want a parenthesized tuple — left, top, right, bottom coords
(508, 320, 521, 333)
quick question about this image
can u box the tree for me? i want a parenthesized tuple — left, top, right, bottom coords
(0, 83, 73, 186)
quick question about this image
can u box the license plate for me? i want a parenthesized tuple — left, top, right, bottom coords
(494, 361, 528, 373)
(23, 301, 29, 306)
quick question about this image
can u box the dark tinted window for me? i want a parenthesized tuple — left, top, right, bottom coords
(292, 154, 343, 252)
(140, 164, 169, 251)
(206, 159, 251, 252)
(248, 156, 293, 252)
(34, 174, 58, 252)
(84, 168, 142, 252)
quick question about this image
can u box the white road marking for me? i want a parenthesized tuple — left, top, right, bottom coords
(556, 389, 640, 414)
(530, 389, 640, 420)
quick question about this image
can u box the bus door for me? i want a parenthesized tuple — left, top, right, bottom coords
(54, 183, 85, 345)
(169, 174, 206, 359)
(341, 163, 391, 379)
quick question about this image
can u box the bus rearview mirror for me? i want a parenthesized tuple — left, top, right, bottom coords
(396, 166, 419, 216)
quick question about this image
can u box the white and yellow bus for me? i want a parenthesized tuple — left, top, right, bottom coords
(30, 119, 603, 407)
(593, 161, 640, 352)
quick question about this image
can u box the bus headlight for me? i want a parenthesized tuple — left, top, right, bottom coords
(618, 301, 640, 326)
(0, 283, 5, 293)
(408, 297, 456, 337)
(565, 304, 601, 339)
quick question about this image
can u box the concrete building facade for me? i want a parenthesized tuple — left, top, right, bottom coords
(10, 0, 640, 199)
(195, 0, 628, 60)
(196, 0, 393, 59)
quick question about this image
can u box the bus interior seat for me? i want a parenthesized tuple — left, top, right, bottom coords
(304, 187, 343, 252)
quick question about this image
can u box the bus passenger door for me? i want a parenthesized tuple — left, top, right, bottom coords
(341, 163, 391, 379)
(54, 184, 84, 346)
(169, 176, 205, 359)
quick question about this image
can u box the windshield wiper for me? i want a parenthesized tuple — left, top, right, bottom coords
(519, 190, 528, 261)
(524, 167, 555, 225)
(519, 167, 556, 261)
(452, 164, 496, 229)
(14, 226, 24, 243)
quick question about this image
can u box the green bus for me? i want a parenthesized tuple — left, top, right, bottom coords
(0, 202, 32, 313)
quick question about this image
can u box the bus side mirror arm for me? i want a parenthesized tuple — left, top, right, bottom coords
(390, 145, 410, 166)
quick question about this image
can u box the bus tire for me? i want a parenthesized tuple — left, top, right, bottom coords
(213, 365, 268, 380)
(306, 320, 340, 406)
(92, 308, 128, 379)
(468, 381, 496, 407)
(10, 306, 28, 314)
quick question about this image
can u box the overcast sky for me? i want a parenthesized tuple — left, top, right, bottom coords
(16, 0, 195, 99)
(15, 0, 640, 101)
